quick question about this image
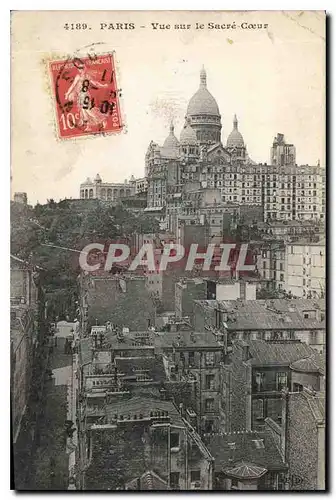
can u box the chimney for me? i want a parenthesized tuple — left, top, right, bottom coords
(242, 342, 250, 362)
(179, 403, 184, 416)
(159, 387, 167, 400)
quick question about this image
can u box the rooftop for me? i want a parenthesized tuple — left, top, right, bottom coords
(125, 470, 168, 490)
(105, 396, 185, 427)
(154, 330, 222, 349)
(290, 352, 325, 375)
(105, 329, 222, 350)
(237, 339, 316, 367)
(289, 389, 325, 423)
(206, 428, 286, 472)
(115, 355, 166, 383)
(225, 462, 267, 480)
(194, 298, 325, 330)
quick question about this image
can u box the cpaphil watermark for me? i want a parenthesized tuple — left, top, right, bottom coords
(79, 242, 255, 274)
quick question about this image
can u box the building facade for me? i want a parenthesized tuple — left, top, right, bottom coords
(145, 68, 325, 229)
(193, 298, 326, 353)
(80, 174, 139, 200)
(286, 388, 325, 490)
(222, 340, 321, 433)
(285, 239, 325, 299)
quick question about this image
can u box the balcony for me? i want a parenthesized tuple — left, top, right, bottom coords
(252, 382, 287, 393)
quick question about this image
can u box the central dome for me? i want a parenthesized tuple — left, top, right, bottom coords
(187, 67, 220, 117)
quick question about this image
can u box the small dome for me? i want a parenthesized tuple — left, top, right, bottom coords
(187, 67, 220, 117)
(180, 119, 197, 145)
(85, 177, 92, 184)
(163, 122, 180, 149)
(227, 115, 244, 148)
(94, 173, 102, 182)
(225, 462, 267, 480)
(290, 354, 325, 375)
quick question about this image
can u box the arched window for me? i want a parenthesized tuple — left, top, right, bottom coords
(113, 189, 118, 198)
(126, 189, 131, 197)
(100, 188, 106, 199)
(120, 189, 125, 198)
(85, 189, 88, 199)
(89, 189, 93, 198)
(107, 188, 112, 200)
(80, 190, 84, 198)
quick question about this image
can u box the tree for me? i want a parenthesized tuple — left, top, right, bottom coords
(12, 199, 161, 319)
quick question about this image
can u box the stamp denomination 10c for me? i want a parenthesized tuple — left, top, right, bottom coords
(49, 52, 122, 139)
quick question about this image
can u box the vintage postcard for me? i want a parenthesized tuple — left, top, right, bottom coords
(11, 11, 326, 491)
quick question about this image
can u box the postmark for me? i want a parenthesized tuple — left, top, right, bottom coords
(49, 51, 122, 139)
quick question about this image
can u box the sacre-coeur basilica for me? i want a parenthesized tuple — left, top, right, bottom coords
(79, 67, 325, 234)
(144, 67, 325, 231)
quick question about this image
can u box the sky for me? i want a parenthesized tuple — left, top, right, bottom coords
(11, 10, 325, 205)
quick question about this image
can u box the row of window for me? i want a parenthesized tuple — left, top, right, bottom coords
(178, 351, 216, 366)
(253, 372, 288, 393)
(262, 270, 285, 281)
(266, 213, 321, 219)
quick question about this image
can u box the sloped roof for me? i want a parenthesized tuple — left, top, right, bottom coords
(291, 390, 325, 423)
(206, 428, 286, 472)
(125, 470, 169, 490)
(308, 393, 325, 422)
(244, 340, 316, 367)
(105, 396, 184, 426)
(194, 298, 325, 330)
(290, 352, 325, 375)
(206, 142, 226, 154)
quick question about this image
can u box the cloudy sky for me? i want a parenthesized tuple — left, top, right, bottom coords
(11, 10, 325, 205)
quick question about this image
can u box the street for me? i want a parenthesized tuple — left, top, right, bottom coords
(26, 322, 74, 490)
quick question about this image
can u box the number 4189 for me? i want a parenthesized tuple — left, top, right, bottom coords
(64, 23, 88, 30)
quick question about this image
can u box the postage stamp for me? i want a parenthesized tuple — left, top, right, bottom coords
(49, 52, 122, 139)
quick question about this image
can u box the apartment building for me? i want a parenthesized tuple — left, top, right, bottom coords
(193, 298, 325, 352)
(285, 238, 325, 299)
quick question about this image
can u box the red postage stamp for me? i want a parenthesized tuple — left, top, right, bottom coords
(49, 52, 122, 139)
